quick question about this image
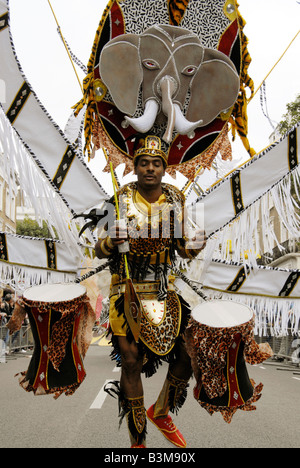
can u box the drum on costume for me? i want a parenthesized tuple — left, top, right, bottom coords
(185, 300, 273, 423)
(18, 283, 94, 398)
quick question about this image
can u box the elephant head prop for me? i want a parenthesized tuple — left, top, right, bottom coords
(99, 24, 240, 143)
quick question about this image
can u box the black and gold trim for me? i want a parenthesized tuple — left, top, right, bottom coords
(52, 146, 76, 190)
(45, 240, 57, 270)
(153, 370, 189, 418)
(6, 82, 31, 124)
(279, 271, 300, 297)
(127, 396, 146, 440)
(104, 381, 147, 446)
(98, 237, 115, 257)
(0, 232, 8, 261)
(0, 12, 8, 32)
(231, 172, 244, 216)
(288, 128, 298, 171)
(226, 266, 249, 292)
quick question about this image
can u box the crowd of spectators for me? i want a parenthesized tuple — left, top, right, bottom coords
(0, 287, 28, 356)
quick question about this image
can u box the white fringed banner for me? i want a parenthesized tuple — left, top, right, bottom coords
(201, 260, 300, 336)
(204, 290, 300, 338)
(0, 262, 76, 294)
(190, 124, 300, 243)
(202, 260, 300, 298)
(0, 1, 109, 214)
(0, 232, 79, 293)
(0, 108, 92, 251)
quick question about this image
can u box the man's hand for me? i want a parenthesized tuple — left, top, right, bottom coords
(109, 220, 128, 247)
(186, 229, 207, 250)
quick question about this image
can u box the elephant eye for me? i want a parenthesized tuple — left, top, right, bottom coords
(142, 59, 160, 70)
(182, 65, 197, 76)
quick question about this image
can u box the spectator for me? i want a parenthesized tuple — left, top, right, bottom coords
(1, 298, 9, 354)
(4, 294, 15, 318)
(0, 298, 9, 322)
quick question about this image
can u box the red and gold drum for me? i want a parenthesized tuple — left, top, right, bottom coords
(185, 300, 273, 423)
(15, 283, 95, 398)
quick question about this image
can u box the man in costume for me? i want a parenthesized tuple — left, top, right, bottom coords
(95, 135, 206, 448)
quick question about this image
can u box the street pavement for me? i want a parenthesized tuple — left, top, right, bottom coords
(0, 340, 299, 449)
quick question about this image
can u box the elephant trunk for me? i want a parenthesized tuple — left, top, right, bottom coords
(125, 75, 203, 141)
(159, 76, 177, 144)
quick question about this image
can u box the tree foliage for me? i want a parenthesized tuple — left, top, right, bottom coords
(16, 215, 56, 239)
(278, 94, 300, 136)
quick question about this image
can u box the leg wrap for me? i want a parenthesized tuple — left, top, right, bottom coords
(153, 370, 189, 418)
(105, 381, 147, 446)
(124, 396, 147, 447)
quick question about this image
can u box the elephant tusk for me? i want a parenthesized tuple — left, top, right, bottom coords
(174, 103, 204, 135)
(124, 100, 159, 133)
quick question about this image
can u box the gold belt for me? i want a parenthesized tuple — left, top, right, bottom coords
(110, 281, 175, 297)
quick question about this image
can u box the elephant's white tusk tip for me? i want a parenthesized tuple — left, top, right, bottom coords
(162, 136, 172, 144)
(174, 104, 204, 135)
(123, 100, 159, 133)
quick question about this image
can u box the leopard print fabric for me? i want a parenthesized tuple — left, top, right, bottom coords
(139, 290, 181, 356)
(21, 295, 91, 371)
(119, 182, 184, 256)
(17, 372, 84, 399)
(168, 0, 190, 25)
(198, 380, 265, 424)
(107, 182, 187, 298)
(185, 315, 273, 400)
(47, 311, 78, 371)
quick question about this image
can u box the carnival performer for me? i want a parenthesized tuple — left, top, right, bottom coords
(95, 136, 206, 448)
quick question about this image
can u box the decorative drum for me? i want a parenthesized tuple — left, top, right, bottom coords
(185, 300, 273, 423)
(10, 283, 95, 399)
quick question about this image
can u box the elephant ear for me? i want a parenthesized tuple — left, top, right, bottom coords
(187, 48, 240, 126)
(99, 34, 142, 116)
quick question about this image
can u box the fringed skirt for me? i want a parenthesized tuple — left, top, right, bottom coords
(108, 289, 191, 378)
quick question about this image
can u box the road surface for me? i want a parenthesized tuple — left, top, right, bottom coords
(0, 340, 299, 450)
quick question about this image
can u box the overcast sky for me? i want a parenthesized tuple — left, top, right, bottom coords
(7, 0, 300, 185)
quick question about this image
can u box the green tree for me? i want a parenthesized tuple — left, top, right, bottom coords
(277, 94, 300, 219)
(278, 94, 300, 136)
(16, 215, 56, 239)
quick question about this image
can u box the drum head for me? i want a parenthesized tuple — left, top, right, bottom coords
(23, 283, 86, 303)
(191, 300, 253, 328)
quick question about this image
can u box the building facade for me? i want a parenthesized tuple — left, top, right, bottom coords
(0, 165, 17, 234)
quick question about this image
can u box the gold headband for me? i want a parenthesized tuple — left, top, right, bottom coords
(133, 136, 168, 166)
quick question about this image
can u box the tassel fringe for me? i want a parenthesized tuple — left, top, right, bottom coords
(104, 381, 147, 446)
(0, 262, 76, 294)
(211, 165, 300, 271)
(204, 289, 300, 338)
